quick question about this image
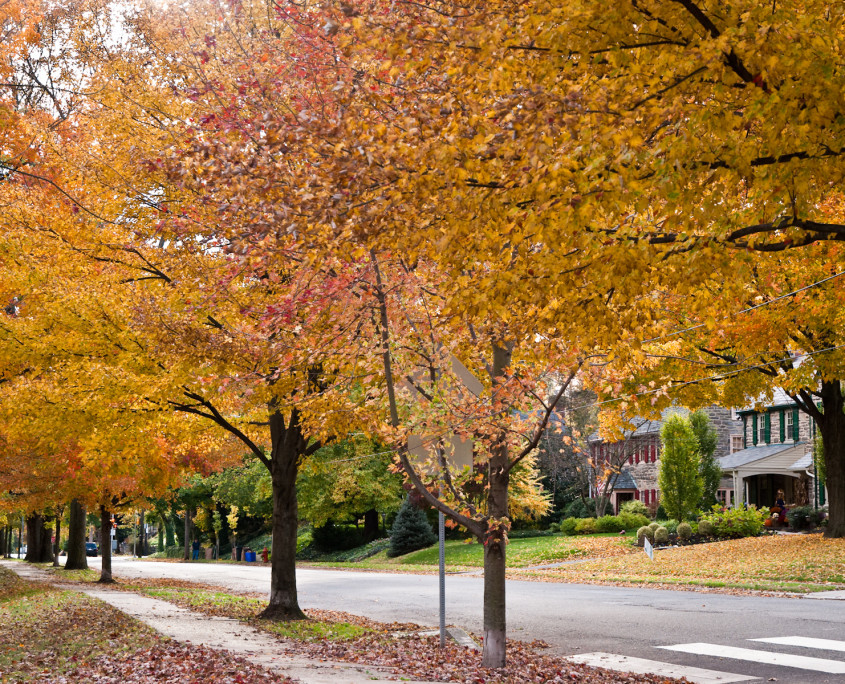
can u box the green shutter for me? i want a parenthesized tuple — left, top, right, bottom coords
(752, 414, 758, 445)
(779, 409, 785, 443)
(764, 412, 771, 444)
(792, 408, 799, 441)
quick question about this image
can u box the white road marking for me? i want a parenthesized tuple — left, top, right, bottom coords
(659, 643, 845, 674)
(566, 652, 758, 684)
(749, 636, 845, 653)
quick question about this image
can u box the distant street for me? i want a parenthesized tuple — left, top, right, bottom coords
(75, 556, 845, 683)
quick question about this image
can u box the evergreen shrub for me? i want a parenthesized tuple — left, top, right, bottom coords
(636, 526, 653, 545)
(387, 500, 436, 557)
(677, 522, 693, 540)
(654, 526, 669, 544)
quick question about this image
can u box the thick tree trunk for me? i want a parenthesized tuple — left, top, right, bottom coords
(363, 509, 379, 541)
(480, 342, 513, 669)
(65, 500, 88, 570)
(52, 513, 61, 567)
(98, 505, 114, 583)
(0, 526, 7, 557)
(24, 514, 53, 563)
(260, 408, 307, 621)
(818, 382, 845, 538)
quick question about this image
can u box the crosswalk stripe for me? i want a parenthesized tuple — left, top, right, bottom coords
(659, 643, 845, 674)
(566, 652, 757, 684)
(749, 636, 845, 653)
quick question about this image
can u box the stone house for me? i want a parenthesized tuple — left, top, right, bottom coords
(718, 388, 826, 509)
(588, 407, 743, 514)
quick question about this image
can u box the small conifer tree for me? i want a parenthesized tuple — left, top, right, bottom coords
(388, 499, 436, 557)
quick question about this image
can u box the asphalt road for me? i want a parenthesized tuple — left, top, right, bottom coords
(77, 556, 845, 683)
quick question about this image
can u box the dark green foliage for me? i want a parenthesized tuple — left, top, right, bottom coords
(563, 497, 608, 518)
(785, 505, 825, 530)
(311, 522, 365, 552)
(654, 526, 669, 544)
(387, 500, 436, 558)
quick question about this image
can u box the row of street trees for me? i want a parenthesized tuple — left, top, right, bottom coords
(2, 0, 845, 668)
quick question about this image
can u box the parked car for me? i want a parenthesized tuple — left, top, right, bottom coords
(85, 542, 98, 557)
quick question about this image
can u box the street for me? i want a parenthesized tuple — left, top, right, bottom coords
(75, 556, 845, 684)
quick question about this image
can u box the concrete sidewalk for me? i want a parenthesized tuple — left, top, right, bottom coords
(1, 560, 437, 684)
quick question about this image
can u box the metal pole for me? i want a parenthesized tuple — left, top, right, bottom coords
(438, 510, 446, 647)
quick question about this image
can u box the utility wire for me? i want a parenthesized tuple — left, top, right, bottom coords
(643, 269, 845, 344)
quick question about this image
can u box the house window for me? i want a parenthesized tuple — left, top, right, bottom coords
(731, 435, 743, 453)
(717, 490, 728, 505)
(758, 416, 766, 444)
(786, 411, 794, 440)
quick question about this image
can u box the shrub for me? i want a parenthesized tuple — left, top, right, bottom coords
(654, 526, 669, 544)
(655, 504, 667, 520)
(312, 522, 364, 552)
(786, 506, 813, 530)
(618, 512, 650, 530)
(595, 515, 625, 533)
(387, 500, 436, 557)
(677, 522, 693, 540)
(648, 522, 660, 531)
(697, 519, 714, 537)
(699, 506, 767, 539)
(557, 518, 579, 536)
(574, 518, 598, 534)
(620, 500, 650, 518)
(637, 526, 654, 545)
(564, 499, 594, 519)
(659, 519, 679, 534)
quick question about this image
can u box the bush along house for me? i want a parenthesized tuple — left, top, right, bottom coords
(588, 407, 742, 515)
(718, 389, 827, 510)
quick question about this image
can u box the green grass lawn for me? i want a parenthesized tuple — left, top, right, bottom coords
(305, 532, 638, 572)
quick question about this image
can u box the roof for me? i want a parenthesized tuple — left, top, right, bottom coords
(589, 407, 689, 443)
(789, 453, 814, 471)
(612, 469, 638, 490)
(736, 387, 799, 415)
(717, 442, 807, 470)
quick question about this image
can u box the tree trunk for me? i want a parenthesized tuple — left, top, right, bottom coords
(363, 509, 379, 541)
(167, 510, 178, 547)
(260, 407, 307, 621)
(52, 513, 62, 567)
(25, 514, 53, 563)
(98, 505, 114, 583)
(818, 381, 845, 538)
(183, 508, 192, 561)
(0, 525, 7, 557)
(65, 500, 88, 570)
(480, 342, 513, 669)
